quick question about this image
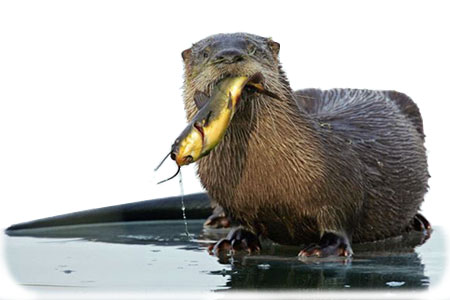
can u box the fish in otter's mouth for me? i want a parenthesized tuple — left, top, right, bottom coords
(155, 72, 280, 184)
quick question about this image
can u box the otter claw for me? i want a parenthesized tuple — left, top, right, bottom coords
(298, 232, 353, 257)
(412, 213, 432, 232)
(411, 213, 432, 244)
(208, 228, 261, 255)
(204, 215, 231, 228)
(208, 238, 233, 253)
(204, 206, 231, 228)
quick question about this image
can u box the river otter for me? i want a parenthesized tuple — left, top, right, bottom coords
(181, 33, 430, 257)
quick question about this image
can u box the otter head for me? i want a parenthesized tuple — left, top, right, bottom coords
(181, 33, 289, 121)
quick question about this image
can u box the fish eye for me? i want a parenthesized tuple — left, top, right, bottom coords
(170, 152, 176, 160)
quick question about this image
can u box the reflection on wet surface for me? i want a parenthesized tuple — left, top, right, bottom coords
(219, 253, 428, 290)
(3, 220, 445, 291)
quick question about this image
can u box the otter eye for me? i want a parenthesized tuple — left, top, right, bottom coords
(247, 44, 257, 55)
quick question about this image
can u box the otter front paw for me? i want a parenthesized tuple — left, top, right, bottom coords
(208, 228, 261, 255)
(298, 232, 353, 257)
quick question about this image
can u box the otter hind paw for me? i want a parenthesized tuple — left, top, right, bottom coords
(298, 232, 353, 258)
(411, 213, 432, 244)
(412, 213, 432, 232)
(204, 215, 231, 228)
(208, 228, 261, 255)
(204, 206, 231, 229)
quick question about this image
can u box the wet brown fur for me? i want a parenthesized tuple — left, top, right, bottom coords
(181, 33, 429, 245)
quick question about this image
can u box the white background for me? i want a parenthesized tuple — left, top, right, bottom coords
(1, 0, 449, 298)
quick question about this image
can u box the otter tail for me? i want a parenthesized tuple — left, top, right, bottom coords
(5, 193, 212, 233)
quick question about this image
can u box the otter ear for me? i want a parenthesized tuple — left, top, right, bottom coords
(267, 38, 280, 56)
(181, 48, 192, 62)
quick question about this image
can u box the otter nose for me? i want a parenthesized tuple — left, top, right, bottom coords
(212, 48, 245, 64)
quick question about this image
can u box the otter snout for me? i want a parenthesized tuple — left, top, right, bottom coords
(212, 48, 245, 64)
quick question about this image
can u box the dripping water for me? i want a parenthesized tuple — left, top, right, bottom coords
(153, 154, 190, 239)
(178, 169, 191, 240)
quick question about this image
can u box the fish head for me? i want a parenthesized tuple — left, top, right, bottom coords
(170, 121, 205, 166)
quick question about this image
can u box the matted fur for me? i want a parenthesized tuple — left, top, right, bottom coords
(181, 33, 429, 245)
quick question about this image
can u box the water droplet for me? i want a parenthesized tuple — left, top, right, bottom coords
(386, 281, 405, 287)
(257, 264, 271, 270)
(179, 170, 191, 239)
